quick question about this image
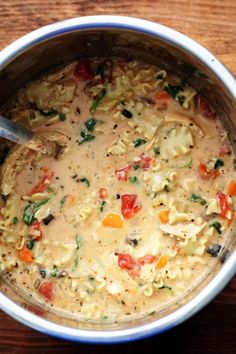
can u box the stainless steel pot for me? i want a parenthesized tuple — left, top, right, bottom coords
(0, 15, 235, 343)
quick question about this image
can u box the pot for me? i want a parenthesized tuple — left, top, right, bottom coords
(0, 15, 235, 343)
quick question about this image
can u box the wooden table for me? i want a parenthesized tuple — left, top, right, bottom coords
(0, 1, 235, 353)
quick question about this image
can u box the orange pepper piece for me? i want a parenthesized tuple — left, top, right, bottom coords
(159, 210, 169, 223)
(18, 245, 33, 263)
(102, 213, 123, 228)
(227, 180, 236, 196)
(157, 255, 168, 269)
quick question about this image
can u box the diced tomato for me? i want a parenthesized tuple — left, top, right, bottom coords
(99, 187, 108, 200)
(198, 95, 216, 119)
(155, 91, 170, 109)
(31, 172, 54, 194)
(121, 194, 142, 219)
(198, 163, 220, 180)
(138, 254, 156, 265)
(27, 305, 45, 317)
(115, 165, 131, 181)
(30, 220, 43, 241)
(139, 154, 152, 170)
(74, 60, 94, 81)
(118, 253, 140, 276)
(217, 192, 233, 220)
(38, 281, 54, 301)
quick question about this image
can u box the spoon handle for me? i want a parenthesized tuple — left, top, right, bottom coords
(0, 115, 33, 144)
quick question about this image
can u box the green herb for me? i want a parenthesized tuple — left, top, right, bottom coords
(71, 253, 78, 272)
(177, 95, 185, 106)
(164, 84, 183, 99)
(191, 193, 207, 206)
(153, 145, 160, 155)
(23, 199, 49, 225)
(133, 138, 147, 148)
(79, 131, 95, 145)
(85, 118, 97, 132)
(79, 177, 90, 187)
(50, 265, 58, 277)
(59, 195, 67, 209)
(75, 235, 82, 250)
(129, 176, 139, 184)
(26, 239, 35, 250)
(38, 108, 66, 121)
(159, 285, 173, 293)
(90, 88, 106, 113)
(12, 216, 19, 225)
(214, 159, 224, 169)
(210, 221, 222, 235)
(133, 165, 140, 170)
(103, 315, 108, 320)
(100, 200, 106, 212)
(178, 158, 193, 169)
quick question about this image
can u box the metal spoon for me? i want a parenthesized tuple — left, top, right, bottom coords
(0, 115, 57, 154)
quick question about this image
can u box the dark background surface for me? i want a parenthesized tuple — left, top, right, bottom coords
(0, 1, 236, 353)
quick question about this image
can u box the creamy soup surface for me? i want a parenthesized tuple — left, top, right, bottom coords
(0, 59, 235, 322)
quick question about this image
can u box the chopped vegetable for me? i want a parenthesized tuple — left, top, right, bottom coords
(59, 195, 67, 209)
(121, 194, 142, 219)
(30, 220, 43, 240)
(100, 200, 106, 212)
(159, 285, 173, 293)
(133, 138, 147, 148)
(206, 243, 221, 257)
(23, 199, 49, 225)
(198, 95, 216, 119)
(38, 281, 54, 301)
(157, 255, 168, 269)
(159, 210, 170, 223)
(102, 213, 123, 228)
(79, 131, 95, 145)
(164, 84, 183, 104)
(90, 88, 106, 113)
(133, 164, 140, 170)
(43, 214, 54, 225)
(115, 165, 131, 181)
(79, 177, 90, 187)
(31, 172, 54, 194)
(210, 221, 222, 235)
(191, 193, 207, 206)
(75, 235, 82, 249)
(18, 244, 33, 263)
(227, 180, 236, 196)
(12, 216, 18, 225)
(121, 109, 133, 119)
(155, 91, 170, 109)
(26, 239, 35, 250)
(74, 60, 94, 81)
(85, 118, 97, 132)
(138, 254, 156, 265)
(71, 254, 78, 272)
(99, 187, 107, 199)
(129, 176, 139, 184)
(217, 192, 234, 225)
(198, 163, 220, 179)
(214, 159, 224, 169)
(118, 253, 140, 276)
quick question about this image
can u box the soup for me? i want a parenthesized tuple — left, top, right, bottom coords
(0, 59, 234, 322)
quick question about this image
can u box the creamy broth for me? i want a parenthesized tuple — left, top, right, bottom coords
(0, 59, 235, 322)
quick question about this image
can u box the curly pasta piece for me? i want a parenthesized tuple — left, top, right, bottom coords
(161, 125, 193, 159)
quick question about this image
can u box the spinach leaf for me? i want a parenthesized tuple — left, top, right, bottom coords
(214, 159, 224, 169)
(191, 193, 207, 206)
(85, 118, 97, 132)
(90, 88, 106, 113)
(133, 138, 147, 147)
(23, 199, 49, 225)
(210, 221, 222, 234)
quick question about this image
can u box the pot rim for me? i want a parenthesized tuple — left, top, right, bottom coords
(0, 15, 235, 344)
